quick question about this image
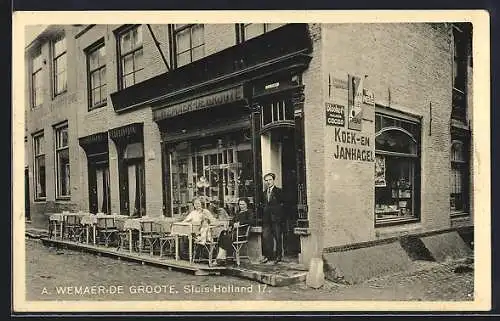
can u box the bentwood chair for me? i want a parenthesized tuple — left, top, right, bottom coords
(96, 216, 118, 247)
(193, 225, 222, 267)
(231, 224, 251, 266)
(140, 221, 162, 256)
(159, 222, 176, 258)
(64, 214, 84, 242)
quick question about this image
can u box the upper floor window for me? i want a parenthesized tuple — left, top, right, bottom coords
(33, 132, 46, 200)
(54, 123, 70, 198)
(52, 34, 67, 96)
(118, 25, 143, 89)
(86, 41, 107, 110)
(238, 23, 285, 42)
(31, 47, 43, 107)
(452, 23, 471, 121)
(172, 24, 205, 67)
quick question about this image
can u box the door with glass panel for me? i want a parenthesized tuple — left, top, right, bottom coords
(89, 162, 110, 214)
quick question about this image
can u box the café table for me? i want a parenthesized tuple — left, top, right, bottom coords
(49, 213, 65, 239)
(122, 216, 176, 254)
(171, 221, 228, 263)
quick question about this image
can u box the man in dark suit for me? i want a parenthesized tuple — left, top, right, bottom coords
(260, 173, 285, 264)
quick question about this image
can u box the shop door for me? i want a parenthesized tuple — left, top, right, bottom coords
(127, 161, 146, 217)
(280, 131, 300, 256)
(89, 163, 110, 214)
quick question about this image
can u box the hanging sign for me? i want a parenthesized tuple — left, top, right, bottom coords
(347, 74, 364, 131)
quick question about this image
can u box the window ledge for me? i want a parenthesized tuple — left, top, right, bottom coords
(450, 211, 470, 218)
(55, 196, 71, 202)
(53, 90, 68, 100)
(33, 198, 46, 203)
(375, 217, 420, 228)
(88, 102, 107, 112)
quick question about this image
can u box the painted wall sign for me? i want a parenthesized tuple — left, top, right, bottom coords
(153, 86, 244, 121)
(332, 128, 374, 162)
(325, 102, 345, 127)
(347, 74, 364, 131)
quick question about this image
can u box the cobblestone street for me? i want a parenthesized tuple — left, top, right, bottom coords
(25, 238, 474, 301)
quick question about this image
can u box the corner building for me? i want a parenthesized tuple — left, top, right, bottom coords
(26, 23, 473, 267)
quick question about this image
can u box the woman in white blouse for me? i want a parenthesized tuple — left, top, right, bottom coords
(182, 197, 217, 226)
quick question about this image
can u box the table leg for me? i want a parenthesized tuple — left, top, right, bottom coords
(129, 230, 132, 253)
(93, 225, 96, 245)
(189, 235, 193, 263)
(86, 226, 89, 244)
(175, 235, 179, 261)
(139, 230, 142, 254)
(60, 221, 63, 239)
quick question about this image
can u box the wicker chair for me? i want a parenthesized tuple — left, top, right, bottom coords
(140, 221, 162, 256)
(96, 216, 118, 247)
(231, 224, 251, 266)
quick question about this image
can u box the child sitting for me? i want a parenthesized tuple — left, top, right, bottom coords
(195, 216, 212, 245)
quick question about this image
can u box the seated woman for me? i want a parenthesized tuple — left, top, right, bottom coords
(214, 197, 254, 266)
(182, 197, 217, 226)
(180, 197, 217, 259)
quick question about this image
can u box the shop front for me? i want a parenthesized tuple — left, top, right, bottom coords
(110, 23, 313, 262)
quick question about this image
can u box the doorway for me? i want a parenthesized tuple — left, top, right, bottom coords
(89, 162, 111, 214)
(261, 127, 300, 257)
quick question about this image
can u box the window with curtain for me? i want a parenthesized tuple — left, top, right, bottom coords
(374, 113, 421, 225)
(52, 34, 67, 96)
(173, 24, 205, 68)
(31, 47, 43, 107)
(450, 140, 469, 214)
(86, 41, 107, 110)
(118, 25, 143, 89)
(33, 132, 46, 200)
(55, 124, 70, 198)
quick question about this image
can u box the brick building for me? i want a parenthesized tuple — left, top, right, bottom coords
(25, 23, 473, 267)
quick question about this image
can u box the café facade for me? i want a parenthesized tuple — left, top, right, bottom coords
(26, 23, 473, 267)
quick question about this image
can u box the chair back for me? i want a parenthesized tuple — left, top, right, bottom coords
(97, 217, 115, 229)
(115, 219, 126, 231)
(65, 215, 81, 225)
(235, 224, 251, 242)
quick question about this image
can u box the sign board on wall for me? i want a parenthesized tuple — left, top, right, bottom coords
(325, 102, 345, 127)
(347, 74, 364, 131)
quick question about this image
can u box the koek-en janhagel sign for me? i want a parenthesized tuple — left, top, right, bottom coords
(325, 102, 345, 126)
(333, 128, 374, 162)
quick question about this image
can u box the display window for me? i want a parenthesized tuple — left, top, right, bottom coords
(166, 132, 254, 218)
(374, 113, 421, 225)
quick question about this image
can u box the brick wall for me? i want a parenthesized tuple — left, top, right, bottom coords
(314, 23, 454, 248)
(26, 26, 82, 229)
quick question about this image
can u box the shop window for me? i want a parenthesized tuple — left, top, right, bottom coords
(375, 114, 421, 225)
(54, 123, 70, 198)
(172, 24, 205, 68)
(450, 140, 469, 215)
(238, 23, 285, 42)
(86, 40, 107, 110)
(117, 25, 143, 89)
(261, 98, 294, 128)
(166, 134, 253, 218)
(33, 132, 46, 200)
(52, 34, 67, 96)
(31, 47, 43, 107)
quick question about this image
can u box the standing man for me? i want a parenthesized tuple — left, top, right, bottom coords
(261, 173, 285, 264)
